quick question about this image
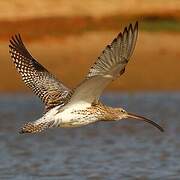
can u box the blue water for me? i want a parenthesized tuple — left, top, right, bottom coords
(0, 93, 180, 180)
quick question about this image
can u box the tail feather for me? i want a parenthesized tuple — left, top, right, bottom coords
(19, 121, 54, 134)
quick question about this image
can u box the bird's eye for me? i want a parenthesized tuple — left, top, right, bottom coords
(121, 109, 126, 113)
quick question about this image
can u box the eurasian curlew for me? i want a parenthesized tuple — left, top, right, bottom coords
(9, 22, 164, 134)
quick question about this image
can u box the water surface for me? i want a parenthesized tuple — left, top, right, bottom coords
(0, 93, 179, 180)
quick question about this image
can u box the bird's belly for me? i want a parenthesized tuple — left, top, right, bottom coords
(60, 113, 98, 128)
(55, 105, 99, 128)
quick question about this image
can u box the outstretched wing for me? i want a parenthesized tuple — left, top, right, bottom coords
(9, 34, 70, 112)
(67, 22, 138, 105)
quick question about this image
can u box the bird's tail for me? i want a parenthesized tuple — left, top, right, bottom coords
(19, 120, 54, 134)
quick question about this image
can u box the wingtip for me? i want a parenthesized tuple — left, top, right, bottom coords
(121, 21, 138, 37)
(122, 26, 129, 37)
(134, 21, 138, 31)
(9, 33, 22, 45)
(9, 43, 13, 49)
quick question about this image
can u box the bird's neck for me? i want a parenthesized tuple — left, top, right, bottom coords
(91, 103, 120, 121)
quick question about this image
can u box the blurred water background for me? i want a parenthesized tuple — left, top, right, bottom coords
(1, 1, 180, 179)
(0, 93, 179, 179)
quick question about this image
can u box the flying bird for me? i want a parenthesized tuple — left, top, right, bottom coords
(9, 22, 164, 134)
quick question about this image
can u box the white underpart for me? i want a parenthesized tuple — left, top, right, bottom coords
(34, 101, 99, 128)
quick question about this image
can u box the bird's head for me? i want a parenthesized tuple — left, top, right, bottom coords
(116, 108, 164, 132)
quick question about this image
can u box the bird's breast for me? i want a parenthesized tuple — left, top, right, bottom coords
(56, 104, 100, 128)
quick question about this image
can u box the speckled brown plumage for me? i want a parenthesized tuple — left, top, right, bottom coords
(86, 103, 120, 120)
(9, 34, 70, 112)
(65, 22, 138, 105)
(8, 22, 164, 134)
(20, 121, 54, 134)
(61, 103, 121, 127)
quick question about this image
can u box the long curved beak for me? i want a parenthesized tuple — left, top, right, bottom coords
(126, 112, 164, 132)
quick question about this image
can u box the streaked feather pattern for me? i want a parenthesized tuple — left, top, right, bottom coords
(87, 22, 138, 78)
(9, 34, 70, 112)
(65, 22, 138, 105)
(8, 22, 146, 134)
